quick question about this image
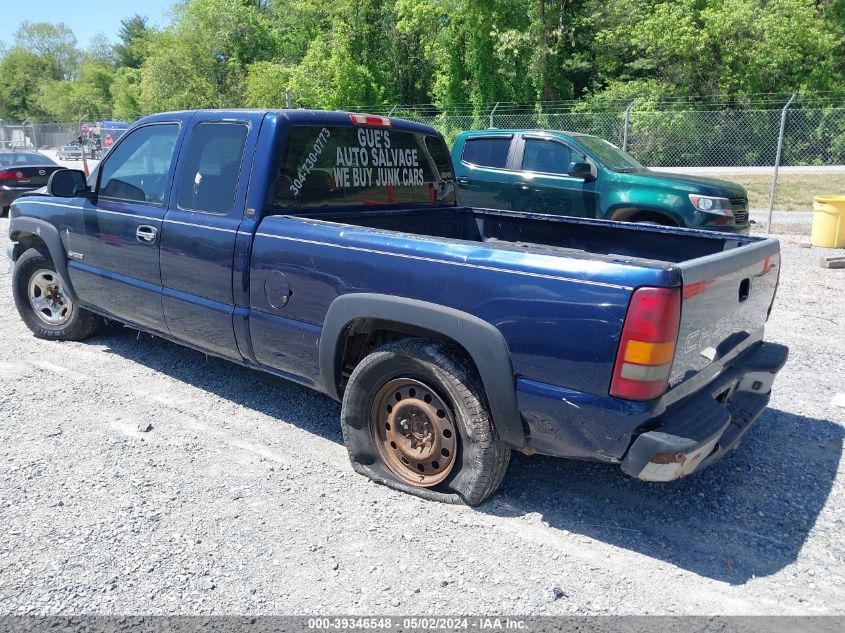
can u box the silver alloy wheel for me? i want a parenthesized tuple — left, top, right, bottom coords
(28, 269, 74, 326)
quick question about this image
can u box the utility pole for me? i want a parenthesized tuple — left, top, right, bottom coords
(767, 94, 796, 233)
(22, 118, 33, 149)
(78, 113, 90, 176)
(285, 89, 293, 109)
(489, 102, 500, 129)
(622, 100, 635, 151)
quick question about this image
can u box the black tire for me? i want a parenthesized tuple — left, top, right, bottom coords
(12, 247, 104, 341)
(341, 338, 510, 506)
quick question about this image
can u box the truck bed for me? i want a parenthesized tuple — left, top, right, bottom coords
(293, 206, 748, 267)
(269, 205, 779, 414)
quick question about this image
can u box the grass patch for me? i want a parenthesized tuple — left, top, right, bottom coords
(722, 173, 845, 211)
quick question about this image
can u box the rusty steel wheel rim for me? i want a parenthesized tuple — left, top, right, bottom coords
(370, 378, 458, 487)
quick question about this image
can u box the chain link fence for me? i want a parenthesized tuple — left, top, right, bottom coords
(378, 100, 845, 229)
(0, 120, 129, 158)
(5, 99, 845, 228)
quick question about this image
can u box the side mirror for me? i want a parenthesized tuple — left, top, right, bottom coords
(568, 161, 594, 181)
(47, 169, 91, 199)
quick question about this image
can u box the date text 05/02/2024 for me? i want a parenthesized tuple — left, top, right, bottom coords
(306, 617, 528, 630)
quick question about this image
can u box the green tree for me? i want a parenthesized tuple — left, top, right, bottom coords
(114, 13, 152, 68)
(0, 48, 60, 119)
(140, 0, 274, 111)
(37, 60, 114, 120)
(4, 0, 845, 121)
(114, 15, 152, 69)
(586, 0, 840, 104)
(86, 32, 118, 67)
(13, 21, 79, 79)
(111, 67, 143, 120)
(245, 61, 292, 108)
(140, 32, 217, 111)
(287, 31, 384, 108)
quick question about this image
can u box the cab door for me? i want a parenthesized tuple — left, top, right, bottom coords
(512, 135, 598, 218)
(453, 135, 516, 210)
(69, 120, 184, 330)
(159, 113, 260, 360)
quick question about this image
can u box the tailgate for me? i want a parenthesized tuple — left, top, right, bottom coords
(667, 238, 780, 394)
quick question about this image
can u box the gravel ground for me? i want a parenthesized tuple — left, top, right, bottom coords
(0, 218, 843, 616)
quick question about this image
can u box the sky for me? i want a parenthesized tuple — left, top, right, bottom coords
(0, 0, 175, 49)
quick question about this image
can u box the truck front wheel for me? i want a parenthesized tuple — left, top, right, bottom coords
(340, 339, 510, 506)
(12, 248, 104, 341)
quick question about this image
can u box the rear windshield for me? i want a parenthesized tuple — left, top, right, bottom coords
(0, 152, 56, 167)
(273, 125, 455, 211)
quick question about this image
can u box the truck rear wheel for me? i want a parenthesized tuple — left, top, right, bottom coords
(12, 248, 104, 341)
(340, 339, 510, 505)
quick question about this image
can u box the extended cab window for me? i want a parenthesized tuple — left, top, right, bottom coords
(461, 137, 511, 169)
(273, 125, 455, 210)
(99, 124, 179, 205)
(522, 139, 576, 175)
(177, 122, 248, 214)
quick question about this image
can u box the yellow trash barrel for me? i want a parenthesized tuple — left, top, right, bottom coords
(812, 196, 845, 248)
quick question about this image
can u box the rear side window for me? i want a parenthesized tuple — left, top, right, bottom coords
(99, 124, 179, 205)
(522, 139, 573, 175)
(273, 125, 455, 211)
(177, 122, 248, 214)
(0, 152, 55, 167)
(461, 137, 511, 168)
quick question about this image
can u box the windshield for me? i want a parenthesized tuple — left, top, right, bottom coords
(0, 152, 57, 167)
(575, 136, 644, 172)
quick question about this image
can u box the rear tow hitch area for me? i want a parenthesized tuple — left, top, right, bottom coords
(621, 341, 788, 482)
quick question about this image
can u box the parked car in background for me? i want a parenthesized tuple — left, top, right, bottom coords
(0, 151, 63, 214)
(452, 130, 750, 233)
(7, 110, 786, 505)
(57, 145, 83, 161)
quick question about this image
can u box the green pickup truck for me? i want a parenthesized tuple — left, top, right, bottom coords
(451, 130, 750, 233)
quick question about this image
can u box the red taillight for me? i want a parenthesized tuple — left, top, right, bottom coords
(0, 169, 22, 181)
(610, 287, 681, 401)
(349, 113, 392, 127)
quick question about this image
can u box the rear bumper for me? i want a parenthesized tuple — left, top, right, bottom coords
(621, 341, 788, 481)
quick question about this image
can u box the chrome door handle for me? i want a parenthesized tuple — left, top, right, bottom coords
(456, 176, 471, 185)
(515, 182, 532, 192)
(136, 225, 158, 244)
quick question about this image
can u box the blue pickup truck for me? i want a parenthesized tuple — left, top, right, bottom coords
(7, 110, 788, 505)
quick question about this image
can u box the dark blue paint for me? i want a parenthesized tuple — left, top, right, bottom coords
(69, 260, 166, 331)
(249, 215, 641, 394)
(249, 309, 323, 387)
(8, 108, 782, 465)
(516, 377, 655, 460)
(161, 285, 243, 361)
